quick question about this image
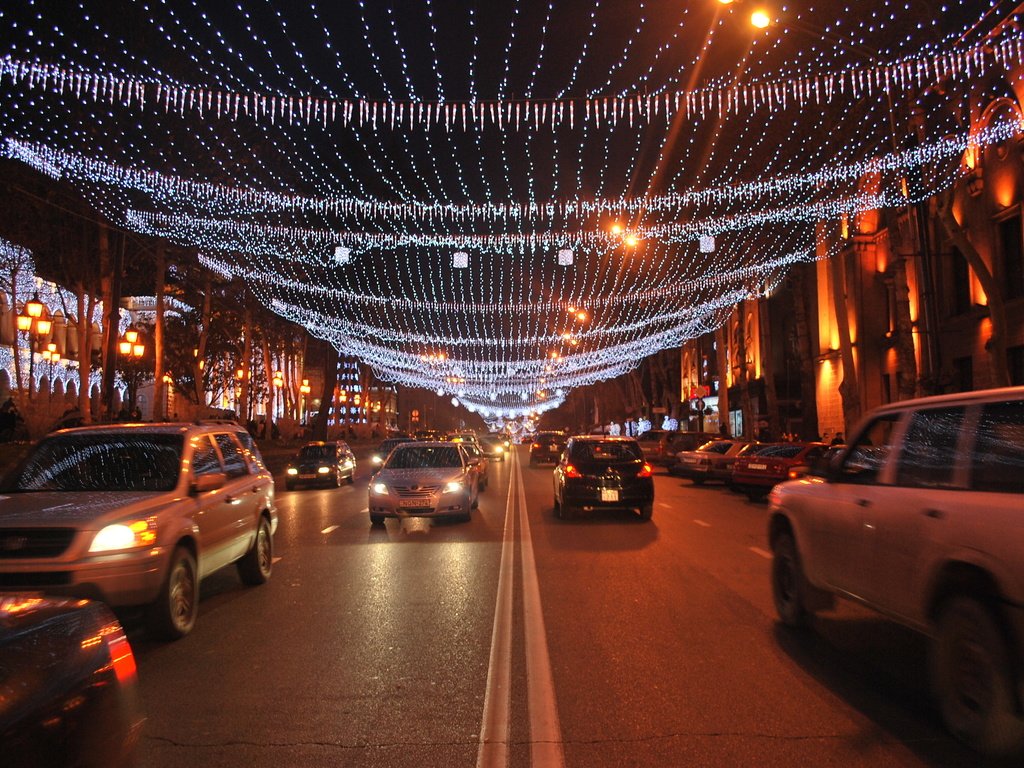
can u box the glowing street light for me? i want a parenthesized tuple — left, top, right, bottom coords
(750, 9, 772, 27)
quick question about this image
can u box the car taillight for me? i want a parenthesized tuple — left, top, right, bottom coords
(104, 623, 138, 685)
(532, 443, 541, 449)
(564, 464, 583, 479)
(637, 463, 653, 477)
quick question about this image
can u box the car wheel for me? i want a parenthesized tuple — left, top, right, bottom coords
(335, 472, 343, 488)
(147, 545, 199, 640)
(931, 596, 1024, 756)
(553, 497, 562, 519)
(347, 473, 355, 485)
(771, 532, 809, 628)
(237, 516, 273, 586)
(638, 504, 653, 521)
(370, 513, 386, 526)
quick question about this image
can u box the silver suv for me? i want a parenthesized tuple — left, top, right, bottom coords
(767, 387, 1024, 756)
(0, 422, 277, 639)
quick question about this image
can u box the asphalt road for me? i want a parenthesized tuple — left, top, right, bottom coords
(126, 445, 1000, 768)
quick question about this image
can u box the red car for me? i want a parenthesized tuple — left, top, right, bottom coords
(730, 442, 827, 501)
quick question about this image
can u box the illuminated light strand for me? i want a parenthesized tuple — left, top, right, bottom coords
(1, 32, 1020, 130)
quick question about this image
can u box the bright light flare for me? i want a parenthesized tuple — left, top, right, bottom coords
(751, 9, 772, 28)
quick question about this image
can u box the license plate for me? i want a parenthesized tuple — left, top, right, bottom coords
(748, 463, 767, 470)
(299, 474, 317, 479)
(399, 498, 431, 508)
(600, 489, 619, 502)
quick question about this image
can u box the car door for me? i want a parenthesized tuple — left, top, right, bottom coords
(213, 432, 261, 564)
(189, 434, 238, 576)
(808, 412, 904, 598)
(860, 406, 966, 618)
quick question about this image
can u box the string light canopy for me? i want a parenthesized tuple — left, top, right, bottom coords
(0, 1, 1019, 417)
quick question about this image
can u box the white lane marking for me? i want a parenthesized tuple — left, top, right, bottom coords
(693, 519, 711, 528)
(321, 525, 339, 534)
(516, 455, 565, 768)
(358, 507, 369, 514)
(657, 502, 672, 509)
(271, 557, 283, 564)
(749, 546, 773, 560)
(476, 452, 517, 768)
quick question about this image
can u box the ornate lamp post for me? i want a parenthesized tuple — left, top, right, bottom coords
(118, 327, 146, 415)
(17, 292, 53, 399)
(299, 378, 311, 424)
(272, 370, 284, 422)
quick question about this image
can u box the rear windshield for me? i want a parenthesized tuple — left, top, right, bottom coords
(570, 441, 642, 462)
(13, 433, 185, 492)
(386, 446, 463, 469)
(299, 445, 335, 459)
(756, 444, 805, 458)
(698, 441, 732, 454)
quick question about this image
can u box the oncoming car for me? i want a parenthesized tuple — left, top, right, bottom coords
(0, 423, 277, 640)
(368, 442, 479, 526)
(371, 437, 416, 468)
(285, 440, 356, 490)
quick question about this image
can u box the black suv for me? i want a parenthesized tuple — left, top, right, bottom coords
(285, 441, 356, 489)
(553, 436, 655, 520)
(529, 432, 567, 465)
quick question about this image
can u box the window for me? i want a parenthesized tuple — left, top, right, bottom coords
(894, 407, 965, 489)
(969, 400, 1024, 494)
(952, 356, 973, 393)
(999, 216, 1024, 299)
(839, 413, 901, 484)
(191, 436, 223, 476)
(1009, 345, 1024, 387)
(949, 247, 972, 316)
(214, 433, 250, 478)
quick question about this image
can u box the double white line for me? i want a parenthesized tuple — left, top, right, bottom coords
(477, 453, 565, 768)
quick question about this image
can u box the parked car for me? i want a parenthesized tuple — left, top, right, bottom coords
(0, 595, 144, 768)
(767, 386, 1024, 757)
(371, 437, 416, 468)
(478, 434, 507, 461)
(529, 432, 567, 465)
(637, 430, 718, 466)
(552, 436, 654, 520)
(669, 438, 752, 483)
(0, 422, 277, 639)
(285, 440, 356, 489)
(368, 442, 479, 525)
(730, 441, 827, 500)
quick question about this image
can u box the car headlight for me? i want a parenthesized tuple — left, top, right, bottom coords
(343, 460, 354, 468)
(372, 455, 383, 465)
(317, 466, 331, 474)
(286, 467, 298, 476)
(444, 481, 464, 494)
(90, 518, 157, 553)
(371, 482, 389, 495)
(495, 446, 504, 454)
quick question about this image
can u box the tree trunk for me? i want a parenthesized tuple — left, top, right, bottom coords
(311, 342, 339, 440)
(891, 256, 919, 400)
(239, 299, 253, 422)
(262, 331, 274, 432)
(194, 273, 213, 408)
(936, 190, 1011, 387)
(758, 297, 781, 440)
(830, 248, 862, 430)
(735, 307, 754, 438)
(75, 286, 95, 423)
(101, 228, 123, 420)
(788, 264, 819, 441)
(10, 265, 23, 394)
(715, 326, 731, 435)
(152, 241, 166, 420)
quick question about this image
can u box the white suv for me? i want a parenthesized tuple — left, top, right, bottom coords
(767, 387, 1024, 756)
(0, 422, 277, 639)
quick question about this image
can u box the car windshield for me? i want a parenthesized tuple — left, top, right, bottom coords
(378, 439, 409, 453)
(12, 433, 184, 492)
(571, 441, 642, 462)
(386, 446, 463, 469)
(298, 445, 334, 460)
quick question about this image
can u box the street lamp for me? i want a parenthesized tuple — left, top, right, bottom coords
(299, 378, 311, 424)
(272, 370, 284, 420)
(17, 293, 53, 398)
(118, 328, 146, 416)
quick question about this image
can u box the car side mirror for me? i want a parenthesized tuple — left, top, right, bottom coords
(191, 472, 227, 494)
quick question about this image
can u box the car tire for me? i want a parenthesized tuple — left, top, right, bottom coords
(370, 513, 386, 526)
(553, 497, 563, 519)
(771, 532, 810, 628)
(335, 472, 344, 487)
(638, 504, 653, 521)
(456, 508, 472, 523)
(147, 545, 199, 640)
(347, 473, 355, 485)
(931, 596, 1024, 756)
(237, 516, 273, 586)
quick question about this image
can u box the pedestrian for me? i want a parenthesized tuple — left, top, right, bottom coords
(831, 432, 845, 446)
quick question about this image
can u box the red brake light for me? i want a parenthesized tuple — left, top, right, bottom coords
(637, 463, 653, 478)
(563, 464, 583, 479)
(532, 443, 541, 449)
